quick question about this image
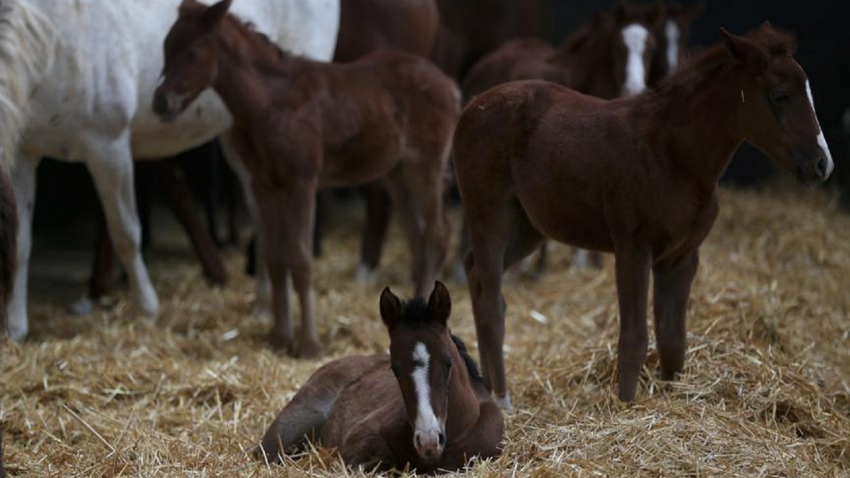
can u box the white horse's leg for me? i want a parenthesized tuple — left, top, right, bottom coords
(87, 143, 159, 319)
(7, 155, 40, 342)
(219, 133, 271, 317)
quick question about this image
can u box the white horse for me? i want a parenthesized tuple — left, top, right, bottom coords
(2, 0, 340, 341)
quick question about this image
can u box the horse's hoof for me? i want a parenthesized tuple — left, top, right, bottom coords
(68, 296, 95, 316)
(572, 250, 591, 270)
(494, 393, 513, 410)
(269, 333, 294, 353)
(354, 263, 378, 284)
(7, 323, 27, 343)
(252, 303, 272, 319)
(450, 262, 467, 285)
(297, 338, 321, 359)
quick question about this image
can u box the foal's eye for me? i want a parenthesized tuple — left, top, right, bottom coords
(770, 91, 790, 107)
(444, 360, 453, 372)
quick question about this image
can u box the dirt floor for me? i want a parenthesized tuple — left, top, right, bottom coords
(1, 180, 849, 477)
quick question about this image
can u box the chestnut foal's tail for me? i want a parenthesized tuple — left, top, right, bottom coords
(0, 167, 15, 337)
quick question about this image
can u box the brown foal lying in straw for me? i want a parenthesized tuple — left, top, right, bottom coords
(255, 282, 504, 473)
(154, 0, 458, 356)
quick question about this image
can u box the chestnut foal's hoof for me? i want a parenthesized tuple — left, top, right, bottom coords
(269, 333, 295, 356)
(297, 337, 321, 359)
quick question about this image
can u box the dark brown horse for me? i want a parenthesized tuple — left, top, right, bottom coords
(255, 282, 503, 473)
(463, 3, 659, 101)
(322, 0, 441, 283)
(154, 0, 457, 355)
(454, 24, 833, 406)
(431, 0, 546, 81)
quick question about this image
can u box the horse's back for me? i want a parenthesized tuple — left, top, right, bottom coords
(320, 355, 405, 448)
(21, 0, 340, 160)
(462, 38, 558, 98)
(335, 0, 438, 61)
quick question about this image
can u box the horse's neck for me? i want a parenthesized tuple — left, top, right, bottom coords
(212, 32, 295, 122)
(551, 31, 610, 91)
(649, 67, 746, 192)
(445, 347, 483, 441)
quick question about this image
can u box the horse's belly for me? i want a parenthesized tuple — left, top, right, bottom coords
(130, 93, 232, 159)
(514, 165, 613, 252)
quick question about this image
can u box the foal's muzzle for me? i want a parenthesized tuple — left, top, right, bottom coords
(414, 428, 446, 459)
(795, 143, 834, 184)
(152, 90, 183, 122)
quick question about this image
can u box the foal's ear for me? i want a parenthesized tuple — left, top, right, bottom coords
(427, 281, 451, 327)
(204, 0, 233, 26)
(644, 2, 663, 28)
(719, 28, 769, 75)
(380, 287, 402, 330)
(179, 0, 200, 17)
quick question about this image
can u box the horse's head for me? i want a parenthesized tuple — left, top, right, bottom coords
(380, 282, 455, 460)
(153, 0, 233, 121)
(652, 2, 703, 80)
(608, 2, 658, 97)
(722, 23, 833, 184)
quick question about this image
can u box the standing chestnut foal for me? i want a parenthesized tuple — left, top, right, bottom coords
(154, 0, 457, 355)
(255, 282, 504, 473)
(454, 24, 833, 406)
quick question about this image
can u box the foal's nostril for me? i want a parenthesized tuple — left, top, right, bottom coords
(438, 432, 445, 447)
(816, 157, 828, 178)
(153, 94, 167, 115)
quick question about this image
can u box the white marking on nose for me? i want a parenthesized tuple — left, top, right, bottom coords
(805, 80, 834, 176)
(411, 342, 440, 435)
(621, 24, 649, 96)
(664, 20, 680, 74)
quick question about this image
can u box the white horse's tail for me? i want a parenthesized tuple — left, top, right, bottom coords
(0, 0, 57, 170)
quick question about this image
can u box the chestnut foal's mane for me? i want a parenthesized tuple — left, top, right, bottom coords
(645, 27, 797, 118)
(395, 298, 485, 387)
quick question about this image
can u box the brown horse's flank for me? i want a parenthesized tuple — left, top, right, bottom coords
(155, 0, 457, 355)
(256, 283, 503, 473)
(454, 25, 831, 405)
(327, 0, 440, 278)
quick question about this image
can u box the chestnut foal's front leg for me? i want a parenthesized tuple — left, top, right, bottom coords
(614, 245, 652, 402)
(653, 251, 699, 380)
(440, 401, 505, 471)
(253, 179, 320, 357)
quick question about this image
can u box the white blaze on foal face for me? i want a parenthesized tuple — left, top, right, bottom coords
(664, 20, 680, 73)
(411, 341, 443, 456)
(804, 80, 835, 177)
(621, 23, 649, 96)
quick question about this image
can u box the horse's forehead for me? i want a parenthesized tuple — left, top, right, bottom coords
(765, 56, 807, 86)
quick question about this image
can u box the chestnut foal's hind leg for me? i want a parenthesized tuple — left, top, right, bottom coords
(400, 157, 450, 298)
(613, 245, 652, 402)
(355, 182, 392, 282)
(653, 251, 698, 380)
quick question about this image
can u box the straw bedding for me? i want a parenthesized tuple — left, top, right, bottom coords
(1, 180, 848, 477)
